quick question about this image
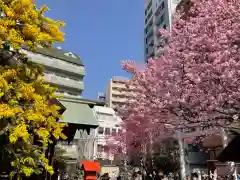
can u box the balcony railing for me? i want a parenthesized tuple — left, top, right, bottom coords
(147, 35, 154, 46)
(155, 12, 165, 26)
(112, 83, 127, 89)
(145, 25, 154, 38)
(24, 50, 86, 76)
(44, 73, 84, 91)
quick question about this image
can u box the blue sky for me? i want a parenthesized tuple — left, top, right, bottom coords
(37, 0, 144, 99)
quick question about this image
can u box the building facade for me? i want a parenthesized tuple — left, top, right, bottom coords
(23, 46, 105, 177)
(93, 106, 122, 165)
(144, 0, 181, 61)
(105, 77, 131, 112)
(23, 46, 85, 97)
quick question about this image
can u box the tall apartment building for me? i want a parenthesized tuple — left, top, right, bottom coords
(105, 77, 131, 111)
(144, 0, 181, 61)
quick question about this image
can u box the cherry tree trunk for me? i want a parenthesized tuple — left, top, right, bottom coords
(177, 131, 186, 180)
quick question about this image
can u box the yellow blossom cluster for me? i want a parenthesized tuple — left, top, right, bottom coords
(0, 62, 67, 178)
(0, 0, 68, 178)
(0, 0, 65, 49)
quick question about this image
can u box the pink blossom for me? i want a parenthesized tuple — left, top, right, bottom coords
(110, 0, 240, 155)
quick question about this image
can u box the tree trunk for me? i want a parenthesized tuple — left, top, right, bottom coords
(177, 131, 186, 180)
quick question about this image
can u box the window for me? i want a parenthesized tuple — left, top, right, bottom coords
(160, 13, 165, 23)
(112, 128, 117, 136)
(98, 113, 113, 121)
(98, 127, 104, 134)
(105, 128, 111, 135)
(161, 1, 165, 10)
(118, 129, 122, 135)
(97, 145, 104, 152)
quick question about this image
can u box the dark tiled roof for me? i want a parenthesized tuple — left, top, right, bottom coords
(35, 47, 84, 66)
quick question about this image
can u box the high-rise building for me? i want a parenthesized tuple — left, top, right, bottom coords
(144, 0, 181, 61)
(105, 77, 132, 112)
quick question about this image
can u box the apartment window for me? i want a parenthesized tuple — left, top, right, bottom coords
(97, 145, 104, 152)
(105, 128, 111, 135)
(145, 10, 153, 25)
(161, 1, 165, 10)
(99, 113, 113, 121)
(57, 90, 65, 94)
(98, 127, 104, 134)
(112, 128, 117, 136)
(145, 0, 152, 15)
(160, 13, 165, 24)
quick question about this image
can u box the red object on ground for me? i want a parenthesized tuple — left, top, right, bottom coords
(84, 175, 97, 180)
(81, 161, 100, 172)
(81, 161, 101, 180)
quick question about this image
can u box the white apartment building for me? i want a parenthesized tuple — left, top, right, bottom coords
(105, 77, 132, 112)
(93, 106, 122, 165)
(22, 46, 85, 97)
(144, 0, 181, 61)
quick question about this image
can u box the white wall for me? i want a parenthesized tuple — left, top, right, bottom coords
(93, 106, 122, 160)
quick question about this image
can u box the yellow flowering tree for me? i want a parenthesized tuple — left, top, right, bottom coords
(0, 0, 67, 179)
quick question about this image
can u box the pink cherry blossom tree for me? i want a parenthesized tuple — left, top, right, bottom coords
(110, 0, 240, 175)
(122, 0, 240, 138)
(164, 0, 240, 132)
(115, 0, 240, 159)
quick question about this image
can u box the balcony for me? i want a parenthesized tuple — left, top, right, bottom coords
(44, 73, 84, 91)
(145, 11, 153, 26)
(145, 0, 152, 15)
(112, 82, 127, 89)
(155, 12, 165, 26)
(145, 25, 154, 38)
(155, 1, 165, 16)
(147, 35, 154, 46)
(112, 90, 133, 97)
(24, 50, 86, 77)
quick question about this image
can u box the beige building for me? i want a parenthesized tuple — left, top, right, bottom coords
(105, 77, 132, 112)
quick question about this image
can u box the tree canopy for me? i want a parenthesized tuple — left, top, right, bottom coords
(115, 0, 240, 158)
(0, 0, 67, 178)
